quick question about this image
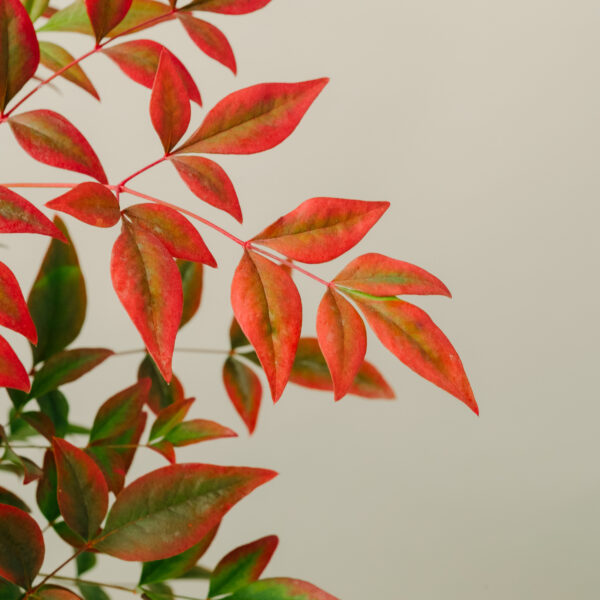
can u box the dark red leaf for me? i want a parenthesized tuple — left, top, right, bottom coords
(21, 412, 55, 441)
(0, 334, 30, 392)
(85, 0, 133, 42)
(222, 357, 261, 434)
(0, 261, 37, 343)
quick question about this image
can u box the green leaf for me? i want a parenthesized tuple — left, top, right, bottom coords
(22, 0, 49, 21)
(178, 259, 203, 329)
(36, 450, 59, 523)
(138, 354, 184, 413)
(77, 583, 110, 600)
(0, 577, 22, 600)
(227, 578, 339, 600)
(164, 419, 236, 447)
(141, 583, 173, 600)
(76, 552, 97, 576)
(149, 398, 193, 442)
(38, 0, 92, 34)
(0, 485, 30, 512)
(37, 390, 69, 438)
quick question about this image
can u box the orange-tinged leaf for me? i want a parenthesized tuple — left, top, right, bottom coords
(9, 110, 107, 183)
(148, 440, 176, 464)
(227, 578, 339, 600)
(316, 289, 366, 401)
(85, 0, 133, 42)
(37, 585, 83, 600)
(171, 156, 241, 222)
(0, 334, 30, 392)
(46, 182, 120, 228)
(184, 0, 272, 14)
(176, 79, 328, 154)
(222, 357, 261, 434)
(231, 251, 301, 401)
(164, 419, 237, 447)
(253, 198, 389, 264)
(0, 261, 37, 343)
(111, 222, 183, 382)
(108, 0, 172, 36)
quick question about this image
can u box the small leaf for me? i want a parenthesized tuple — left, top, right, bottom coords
(53, 437, 109, 540)
(52, 520, 86, 549)
(0, 334, 30, 392)
(171, 156, 241, 222)
(85, 0, 133, 42)
(149, 397, 193, 441)
(209, 535, 278, 597)
(178, 260, 203, 328)
(108, 0, 172, 36)
(0, 261, 37, 343)
(0, 485, 30, 511)
(148, 440, 175, 464)
(46, 183, 120, 228)
(21, 411, 55, 441)
(77, 583, 109, 600)
(138, 354, 184, 413)
(0, 504, 44, 589)
(252, 198, 389, 264)
(176, 79, 328, 154)
(229, 317, 249, 349)
(76, 551, 97, 576)
(227, 578, 339, 600)
(36, 450, 60, 522)
(22, 0, 49, 22)
(231, 251, 301, 401)
(38, 390, 70, 437)
(164, 419, 237, 447)
(183, 0, 272, 14)
(222, 357, 261, 434)
(37, 585, 83, 600)
(38, 0, 92, 34)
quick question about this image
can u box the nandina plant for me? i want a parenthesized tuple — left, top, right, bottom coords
(0, 1, 478, 599)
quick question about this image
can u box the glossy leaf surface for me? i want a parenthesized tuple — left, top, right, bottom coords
(178, 260, 203, 328)
(164, 419, 237, 446)
(85, 0, 133, 41)
(222, 357, 261, 434)
(0, 261, 37, 342)
(227, 578, 339, 600)
(0, 334, 30, 392)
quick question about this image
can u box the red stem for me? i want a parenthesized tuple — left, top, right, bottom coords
(118, 155, 169, 188)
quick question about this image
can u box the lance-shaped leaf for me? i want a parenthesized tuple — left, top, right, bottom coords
(53, 438, 109, 540)
(21, 411, 55, 441)
(85, 0, 133, 42)
(178, 260, 203, 328)
(227, 578, 339, 600)
(28, 217, 86, 364)
(103, 41, 201, 104)
(171, 156, 241, 222)
(0, 505, 44, 589)
(350, 293, 477, 413)
(223, 357, 261, 434)
(37, 390, 70, 438)
(150, 49, 191, 153)
(138, 354, 184, 413)
(108, 0, 173, 36)
(164, 419, 237, 447)
(229, 317, 249, 349)
(38, 0, 92, 34)
(124, 204, 216, 266)
(46, 183, 120, 228)
(148, 439, 175, 464)
(111, 221, 183, 382)
(333, 253, 451, 297)
(252, 198, 389, 264)
(176, 79, 328, 155)
(29, 348, 113, 398)
(36, 449, 60, 522)
(231, 251, 301, 401)
(149, 397, 193, 441)
(22, 0, 49, 22)
(9, 111, 107, 183)
(0, 486, 30, 511)
(93, 463, 277, 561)
(316, 289, 366, 401)
(0, 578, 21, 600)
(0, 334, 30, 392)
(209, 535, 278, 597)
(76, 552, 96, 576)
(39, 41, 99, 100)
(177, 14, 236, 73)
(183, 0, 272, 14)
(0, 261, 37, 343)
(37, 585, 83, 600)
(0, 0, 40, 112)
(0, 185, 66, 241)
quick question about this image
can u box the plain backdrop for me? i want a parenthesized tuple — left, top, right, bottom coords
(1, 1, 599, 599)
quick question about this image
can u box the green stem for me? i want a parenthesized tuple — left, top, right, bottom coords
(38, 574, 138, 595)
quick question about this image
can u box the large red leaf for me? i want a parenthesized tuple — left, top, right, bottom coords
(0, 261, 37, 342)
(0, 0, 40, 112)
(53, 438, 109, 541)
(170, 156, 241, 222)
(8, 110, 107, 183)
(0, 185, 66, 240)
(227, 578, 339, 600)
(103, 41, 201, 105)
(0, 505, 44, 589)
(333, 253, 451, 297)
(150, 49, 191, 153)
(350, 293, 477, 413)
(85, 0, 133, 42)
(111, 221, 183, 381)
(252, 198, 389, 264)
(231, 251, 301, 401)
(222, 357, 261, 434)
(316, 289, 366, 401)
(177, 14, 236, 73)
(184, 0, 272, 14)
(0, 334, 30, 392)
(124, 204, 216, 266)
(176, 79, 328, 154)
(93, 463, 277, 561)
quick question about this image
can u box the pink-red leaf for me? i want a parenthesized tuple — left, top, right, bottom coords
(333, 253, 451, 297)
(0, 334, 30, 392)
(252, 198, 389, 264)
(177, 79, 328, 154)
(45, 183, 120, 228)
(184, 0, 272, 15)
(124, 204, 216, 266)
(0, 504, 44, 589)
(85, 0, 133, 41)
(53, 438, 109, 540)
(0, 261, 37, 343)
(164, 419, 237, 447)
(222, 357, 261, 434)
(316, 289, 366, 401)
(94, 463, 277, 561)
(231, 251, 301, 401)
(8, 110, 107, 183)
(227, 578, 339, 600)
(111, 222, 183, 382)
(170, 156, 241, 222)
(37, 585, 83, 600)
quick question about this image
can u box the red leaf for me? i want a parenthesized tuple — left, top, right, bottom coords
(0, 261, 37, 343)
(350, 361, 395, 399)
(164, 418, 237, 446)
(124, 204, 216, 266)
(0, 505, 44, 589)
(103, 40, 201, 105)
(150, 49, 191, 153)
(170, 156, 241, 222)
(108, 0, 173, 37)
(316, 289, 366, 401)
(231, 251, 301, 401)
(0, 334, 30, 392)
(37, 586, 83, 600)
(252, 198, 389, 264)
(177, 79, 328, 154)
(45, 182, 121, 228)
(350, 293, 477, 413)
(148, 440, 176, 464)
(222, 357, 262, 434)
(111, 222, 183, 381)
(8, 110, 107, 183)
(184, 0, 272, 14)
(149, 397, 194, 441)
(177, 14, 236, 73)
(85, 0, 133, 41)
(0, 0, 40, 112)
(0, 185, 67, 241)
(333, 253, 451, 297)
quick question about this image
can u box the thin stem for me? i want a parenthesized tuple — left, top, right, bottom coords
(31, 547, 87, 594)
(39, 574, 138, 595)
(118, 155, 169, 188)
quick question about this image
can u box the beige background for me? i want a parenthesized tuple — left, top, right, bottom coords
(1, 1, 599, 598)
